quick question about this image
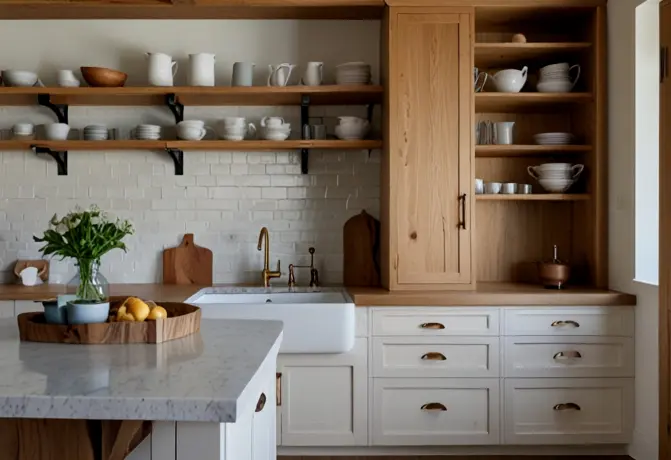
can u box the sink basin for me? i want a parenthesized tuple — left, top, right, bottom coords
(185, 287, 355, 354)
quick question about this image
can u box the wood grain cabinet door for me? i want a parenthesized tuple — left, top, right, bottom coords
(387, 8, 474, 289)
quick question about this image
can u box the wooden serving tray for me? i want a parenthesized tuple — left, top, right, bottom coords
(17, 302, 201, 344)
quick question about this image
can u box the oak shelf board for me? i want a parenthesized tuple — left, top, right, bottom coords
(474, 42, 592, 67)
(475, 92, 593, 112)
(0, 85, 384, 106)
(475, 144, 591, 157)
(476, 194, 591, 201)
(0, 139, 382, 151)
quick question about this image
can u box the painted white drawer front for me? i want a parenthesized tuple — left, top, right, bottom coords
(503, 378, 633, 445)
(372, 308, 500, 337)
(503, 307, 634, 337)
(372, 336, 499, 378)
(372, 378, 500, 445)
(504, 336, 634, 378)
(355, 308, 369, 337)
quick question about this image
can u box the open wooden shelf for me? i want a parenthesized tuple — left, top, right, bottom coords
(0, 85, 384, 106)
(474, 42, 592, 67)
(0, 139, 382, 151)
(475, 145, 591, 157)
(477, 194, 590, 201)
(475, 92, 593, 112)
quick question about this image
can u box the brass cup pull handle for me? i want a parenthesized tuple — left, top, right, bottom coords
(420, 322, 445, 330)
(553, 403, 581, 411)
(551, 320, 580, 328)
(553, 350, 582, 360)
(255, 393, 267, 413)
(421, 402, 447, 411)
(421, 352, 447, 361)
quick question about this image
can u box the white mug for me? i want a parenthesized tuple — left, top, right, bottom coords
(475, 178, 484, 194)
(485, 182, 502, 194)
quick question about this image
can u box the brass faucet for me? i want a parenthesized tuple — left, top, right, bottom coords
(257, 227, 281, 287)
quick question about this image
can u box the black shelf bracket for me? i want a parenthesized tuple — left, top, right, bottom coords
(33, 146, 68, 175)
(166, 148, 184, 175)
(300, 94, 311, 174)
(165, 93, 184, 124)
(37, 94, 68, 124)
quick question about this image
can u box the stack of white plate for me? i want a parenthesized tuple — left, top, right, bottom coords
(83, 124, 108, 141)
(335, 62, 371, 85)
(133, 124, 161, 140)
(533, 132, 575, 145)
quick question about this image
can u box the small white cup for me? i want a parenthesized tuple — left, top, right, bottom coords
(501, 183, 518, 194)
(19, 267, 39, 286)
(222, 117, 247, 127)
(485, 182, 502, 194)
(475, 178, 484, 194)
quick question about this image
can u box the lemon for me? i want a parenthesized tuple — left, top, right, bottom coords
(125, 297, 150, 322)
(147, 306, 168, 320)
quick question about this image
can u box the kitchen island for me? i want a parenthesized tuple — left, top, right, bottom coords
(0, 318, 283, 460)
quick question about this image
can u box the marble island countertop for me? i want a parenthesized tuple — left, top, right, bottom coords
(0, 282, 636, 306)
(0, 318, 282, 422)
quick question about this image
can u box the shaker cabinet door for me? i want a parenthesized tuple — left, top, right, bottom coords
(386, 8, 474, 289)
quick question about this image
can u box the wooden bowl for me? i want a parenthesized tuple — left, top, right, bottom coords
(80, 66, 127, 87)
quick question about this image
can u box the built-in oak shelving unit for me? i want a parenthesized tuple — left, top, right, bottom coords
(0, 85, 383, 175)
(474, 6, 606, 287)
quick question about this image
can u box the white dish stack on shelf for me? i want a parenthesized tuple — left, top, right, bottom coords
(533, 132, 575, 145)
(536, 63, 580, 93)
(132, 124, 161, 140)
(335, 62, 371, 85)
(83, 124, 109, 141)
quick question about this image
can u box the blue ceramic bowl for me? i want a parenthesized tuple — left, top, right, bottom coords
(66, 301, 110, 325)
(42, 300, 67, 324)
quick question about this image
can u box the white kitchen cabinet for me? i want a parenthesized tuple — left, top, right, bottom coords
(503, 336, 634, 378)
(0, 301, 14, 318)
(372, 336, 500, 378)
(503, 307, 634, 337)
(277, 338, 368, 446)
(503, 378, 634, 445)
(371, 378, 500, 445)
(372, 308, 500, 336)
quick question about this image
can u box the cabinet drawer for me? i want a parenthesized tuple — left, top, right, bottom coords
(372, 308, 499, 336)
(503, 308, 634, 337)
(504, 336, 634, 378)
(503, 378, 633, 445)
(372, 337, 499, 378)
(372, 378, 500, 445)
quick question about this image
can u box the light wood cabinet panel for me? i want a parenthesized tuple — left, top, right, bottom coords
(383, 7, 474, 290)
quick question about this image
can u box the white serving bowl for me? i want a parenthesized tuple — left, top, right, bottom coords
(44, 123, 70, 140)
(335, 124, 369, 140)
(537, 80, 573, 93)
(2, 70, 39, 87)
(538, 179, 574, 193)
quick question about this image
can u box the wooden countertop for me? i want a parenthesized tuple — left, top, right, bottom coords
(0, 282, 636, 306)
(347, 282, 637, 306)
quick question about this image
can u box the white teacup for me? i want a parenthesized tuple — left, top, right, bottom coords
(178, 126, 215, 141)
(222, 117, 247, 127)
(178, 120, 205, 128)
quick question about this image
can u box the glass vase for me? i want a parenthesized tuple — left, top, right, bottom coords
(67, 259, 109, 302)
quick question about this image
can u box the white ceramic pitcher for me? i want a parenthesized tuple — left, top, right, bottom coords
(188, 53, 216, 87)
(268, 63, 296, 87)
(147, 52, 178, 87)
(302, 62, 323, 86)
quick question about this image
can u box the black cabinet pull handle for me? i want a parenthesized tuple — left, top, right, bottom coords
(459, 194, 467, 230)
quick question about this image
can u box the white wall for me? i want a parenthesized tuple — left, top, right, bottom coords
(609, 2, 659, 459)
(0, 20, 381, 284)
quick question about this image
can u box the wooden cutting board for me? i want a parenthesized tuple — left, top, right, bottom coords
(343, 210, 381, 287)
(163, 234, 213, 285)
